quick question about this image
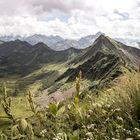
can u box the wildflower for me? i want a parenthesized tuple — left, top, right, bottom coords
(126, 130, 132, 135)
(86, 114, 90, 118)
(116, 125, 122, 129)
(82, 125, 86, 129)
(40, 129, 47, 137)
(105, 117, 110, 122)
(123, 128, 126, 132)
(134, 128, 140, 132)
(87, 124, 95, 130)
(57, 133, 65, 137)
(116, 116, 123, 125)
(112, 138, 119, 140)
(53, 133, 66, 140)
(87, 109, 93, 115)
(114, 108, 121, 112)
(117, 116, 123, 122)
(106, 104, 111, 108)
(95, 103, 102, 108)
(86, 132, 93, 139)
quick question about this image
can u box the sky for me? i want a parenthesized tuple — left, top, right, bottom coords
(0, 0, 140, 40)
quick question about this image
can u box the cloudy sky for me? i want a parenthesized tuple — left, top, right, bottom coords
(0, 0, 140, 39)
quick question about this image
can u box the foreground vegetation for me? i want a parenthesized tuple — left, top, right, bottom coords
(0, 72, 140, 140)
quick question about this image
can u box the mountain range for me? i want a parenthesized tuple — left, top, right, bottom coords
(0, 34, 140, 94)
(1, 32, 139, 51)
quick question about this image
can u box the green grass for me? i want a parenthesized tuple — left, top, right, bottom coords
(0, 96, 31, 117)
(1, 72, 140, 139)
(0, 96, 32, 131)
(0, 63, 69, 97)
(15, 63, 69, 95)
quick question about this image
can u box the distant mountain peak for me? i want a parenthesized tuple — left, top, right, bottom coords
(96, 34, 107, 40)
(92, 34, 109, 46)
(24, 34, 64, 46)
(95, 31, 105, 36)
(33, 42, 54, 51)
(34, 42, 47, 46)
(15, 39, 22, 42)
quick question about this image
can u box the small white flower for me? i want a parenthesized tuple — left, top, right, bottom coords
(53, 133, 66, 140)
(86, 132, 93, 138)
(126, 130, 132, 135)
(86, 114, 90, 118)
(88, 109, 93, 114)
(95, 103, 102, 108)
(115, 108, 121, 112)
(126, 138, 133, 140)
(112, 138, 119, 140)
(117, 116, 123, 122)
(82, 125, 86, 128)
(135, 128, 140, 132)
(106, 104, 111, 108)
(87, 124, 95, 130)
(40, 129, 47, 137)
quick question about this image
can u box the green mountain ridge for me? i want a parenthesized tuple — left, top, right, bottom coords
(51, 35, 140, 92)
(0, 35, 140, 94)
(0, 41, 81, 76)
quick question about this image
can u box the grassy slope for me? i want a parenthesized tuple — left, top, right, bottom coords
(0, 63, 69, 95)
(0, 63, 69, 130)
(33, 73, 140, 139)
(1, 72, 140, 139)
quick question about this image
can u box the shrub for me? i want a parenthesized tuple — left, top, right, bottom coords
(115, 73, 140, 124)
(1, 72, 140, 139)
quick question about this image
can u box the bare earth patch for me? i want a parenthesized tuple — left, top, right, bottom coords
(36, 87, 76, 108)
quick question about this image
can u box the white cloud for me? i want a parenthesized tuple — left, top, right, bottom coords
(0, 0, 140, 40)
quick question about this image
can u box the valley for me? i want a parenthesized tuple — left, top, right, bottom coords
(0, 34, 140, 139)
(1, 0, 140, 139)
(0, 35, 139, 94)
